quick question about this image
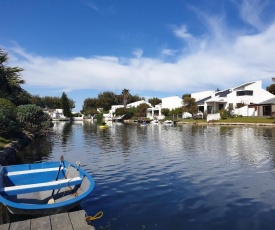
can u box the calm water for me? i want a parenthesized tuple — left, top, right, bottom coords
(18, 121, 275, 230)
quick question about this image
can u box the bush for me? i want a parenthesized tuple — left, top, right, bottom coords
(0, 98, 21, 138)
(16, 104, 52, 136)
(219, 109, 228, 120)
(96, 113, 103, 125)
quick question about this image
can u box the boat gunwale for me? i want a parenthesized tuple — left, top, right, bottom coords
(0, 160, 95, 211)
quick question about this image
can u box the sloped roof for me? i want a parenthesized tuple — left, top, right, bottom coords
(256, 96, 275, 105)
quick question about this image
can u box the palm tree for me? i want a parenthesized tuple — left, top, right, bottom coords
(0, 49, 29, 104)
(121, 89, 130, 107)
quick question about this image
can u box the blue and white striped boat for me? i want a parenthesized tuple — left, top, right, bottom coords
(0, 157, 95, 216)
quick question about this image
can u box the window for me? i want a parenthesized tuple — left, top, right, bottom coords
(236, 90, 253, 96)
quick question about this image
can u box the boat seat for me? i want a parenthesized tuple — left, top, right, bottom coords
(0, 177, 82, 196)
(5, 167, 64, 177)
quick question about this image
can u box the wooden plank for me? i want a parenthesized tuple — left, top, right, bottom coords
(69, 210, 94, 230)
(50, 212, 73, 230)
(0, 177, 82, 196)
(9, 219, 30, 230)
(31, 216, 51, 230)
(0, 223, 10, 230)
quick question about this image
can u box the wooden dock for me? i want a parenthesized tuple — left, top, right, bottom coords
(0, 210, 95, 230)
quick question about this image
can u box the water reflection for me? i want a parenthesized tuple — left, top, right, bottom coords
(18, 122, 275, 230)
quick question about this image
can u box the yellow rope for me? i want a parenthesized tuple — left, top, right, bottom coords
(85, 211, 103, 221)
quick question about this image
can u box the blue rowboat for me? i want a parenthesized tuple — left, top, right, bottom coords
(0, 159, 95, 216)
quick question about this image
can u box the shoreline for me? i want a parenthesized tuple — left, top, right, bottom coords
(0, 133, 33, 166)
(178, 121, 275, 126)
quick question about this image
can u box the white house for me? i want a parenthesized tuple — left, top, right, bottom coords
(106, 100, 152, 120)
(193, 81, 274, 115)
(126, 100, 152, 108)
(162, 96, 183, 110)
(43, 109, 68, 120)
(147, 96, 183, 120)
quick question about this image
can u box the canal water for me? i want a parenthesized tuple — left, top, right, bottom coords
(18, 121, 275, 230)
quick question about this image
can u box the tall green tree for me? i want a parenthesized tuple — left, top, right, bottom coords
(266, 84, 275, 95)
(148, 97, 161, 107)
(134, 103, 150, 118)
(97, 91, 117, 111)
(0, 49, 31, 105)
(82, 97, 98, 115)
(183, 96, 198, 115)
(61, 92, 72, 117)
(122, 89, 130, 107)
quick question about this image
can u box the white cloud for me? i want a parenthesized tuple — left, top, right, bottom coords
(238, 0, 272, 31)
(5, 0, 275, 100)
(173, 25, 193, 40)
(132, 49, 143, 58)
(161, 49, 178, 56)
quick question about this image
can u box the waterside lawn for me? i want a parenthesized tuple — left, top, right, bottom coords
(180, 116, 275, 124)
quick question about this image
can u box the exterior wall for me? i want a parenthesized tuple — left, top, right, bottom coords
(161, 96, 182, 110)
(207, 113, 221, 122)
(110, 105, 124, 114)
(197, 81, 274, 116)
(146, 96, 182, 119)
(226, 81, 273, 107)
(256, 104, 275, 116)
(234, 106, 256, 116)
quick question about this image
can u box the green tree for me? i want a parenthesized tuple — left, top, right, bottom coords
(97, 91, 117, 111)
(0, 98, 21, 138)
(0, 49, 31, 105)
(16, 104, 52, 136)
(183, 97, 198, 115)
(129, 94, 145, 103)
(148, 97, 161, 107)
(115, 107, 136, 117)
(122, 89, 130, 107)
(82, 97, 98, 115)
(182, 94, 191, 99)
(266, 84, 275, 95)
(134, 103, 150, 118)
(161, 108, 170, 117)
(61, 92, 72, 117)
(170, 107, 182, 116)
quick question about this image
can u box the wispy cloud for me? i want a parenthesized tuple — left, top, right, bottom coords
(84, 0, 103, 15)
(237, 0, 272, 31)
(161, 49, 178, 56)
(173, 25, 193, 40)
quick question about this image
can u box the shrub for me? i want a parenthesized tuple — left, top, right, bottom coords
(16, 104, 52, 136)
(96, 113, 103, 125)
(219, 109, 228, 120)
(0, 98, 21, 138)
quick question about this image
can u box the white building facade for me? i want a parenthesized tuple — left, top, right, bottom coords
(147, 96, 183, 120)
(193, 81, 274, 115)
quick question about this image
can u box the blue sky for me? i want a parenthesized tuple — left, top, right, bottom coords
(1, 0, 275, 111)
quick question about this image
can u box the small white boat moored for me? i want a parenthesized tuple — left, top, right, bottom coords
(163, 120, 173, 125)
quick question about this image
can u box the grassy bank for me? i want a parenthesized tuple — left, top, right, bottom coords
(179, 116, 275, 124)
